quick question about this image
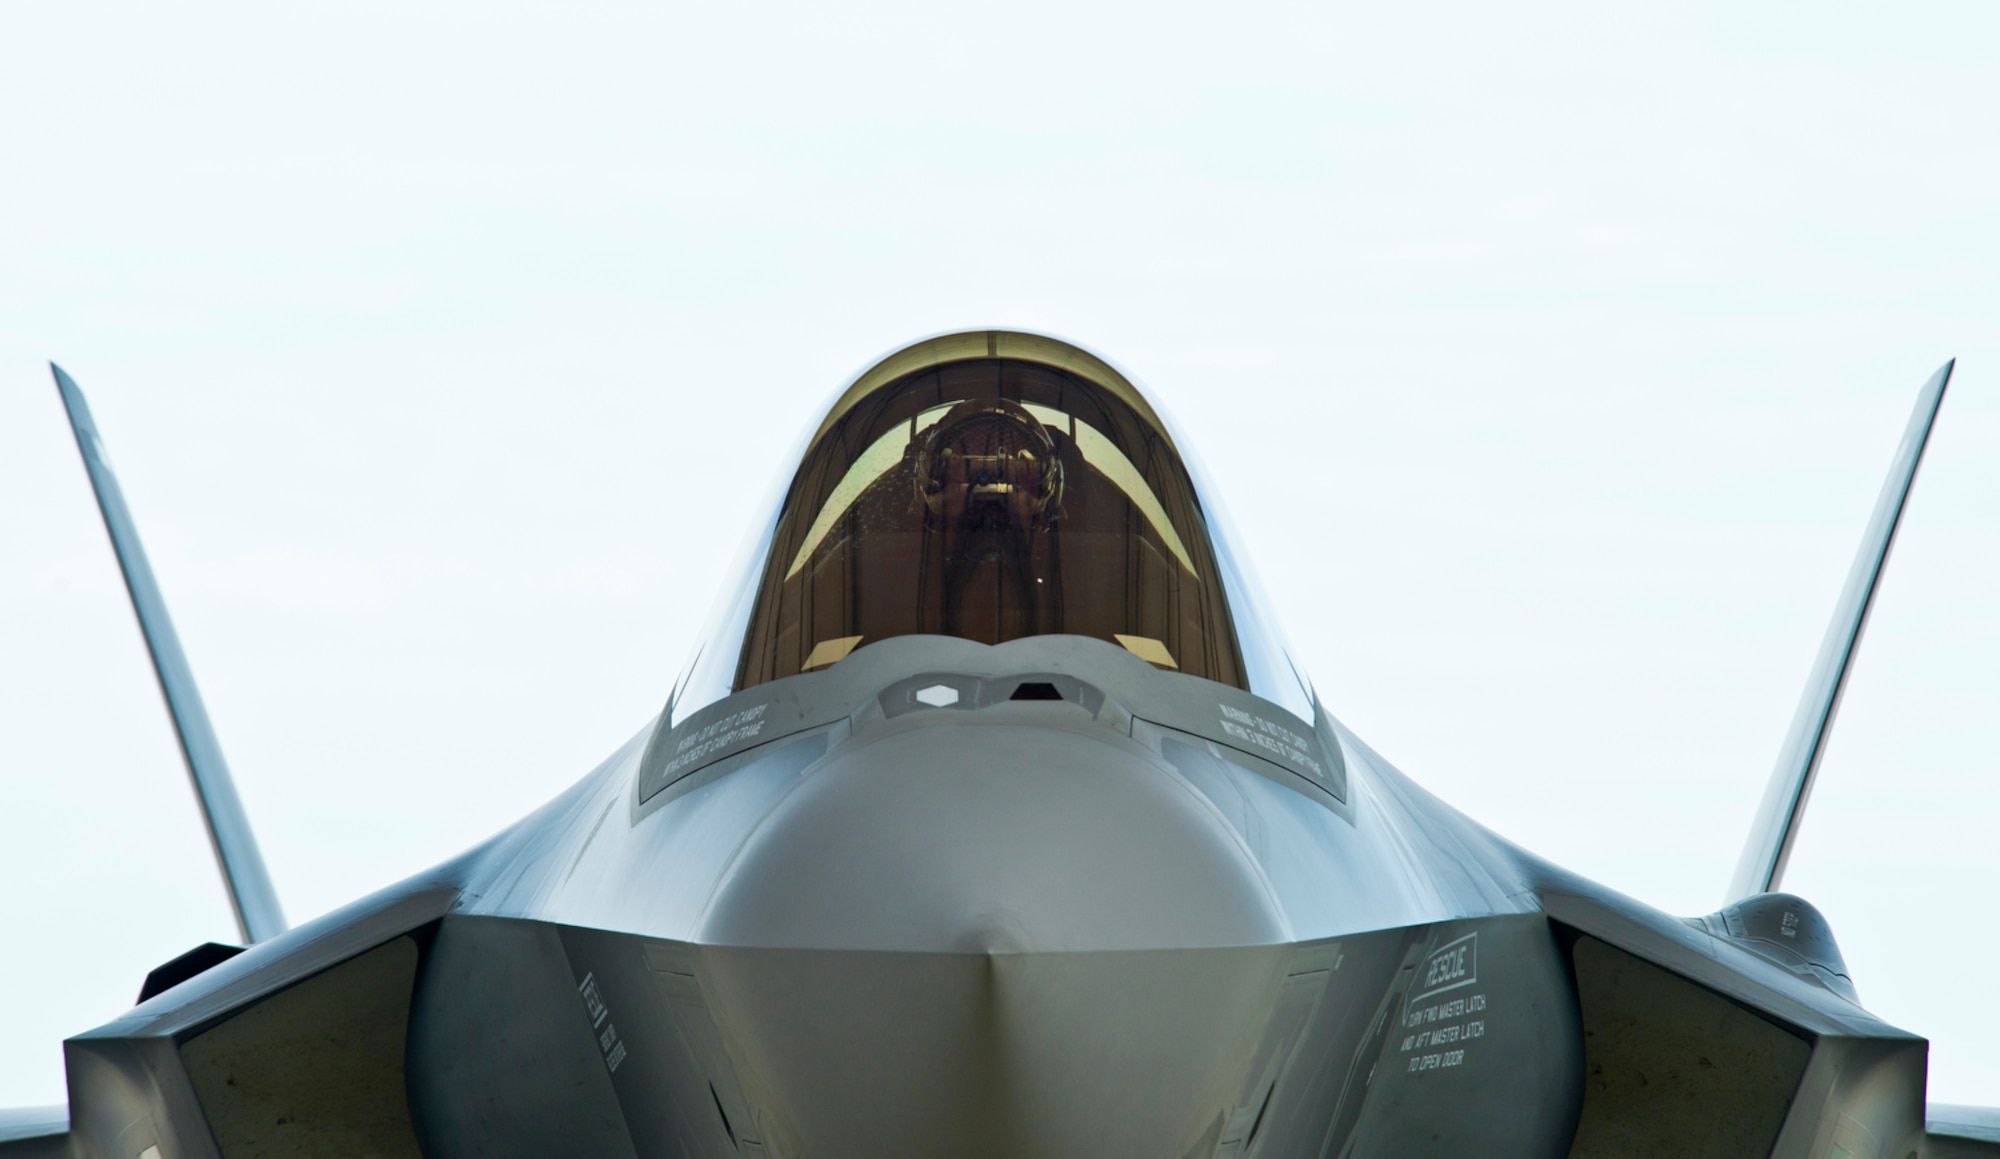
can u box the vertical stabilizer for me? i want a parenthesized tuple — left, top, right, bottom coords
(50, 363, 287, 944)
(1725, 360, 1955, 903)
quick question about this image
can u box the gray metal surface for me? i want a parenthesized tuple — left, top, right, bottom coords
(1727, 359, 1955, 903)
(640, 634, 1344, 810)
(1689, 891, 1858, 1002)
(46, 664, 1928, 1157)
(17, 337, 1977, 1157)
(0, 1106, 67, 1159)
(1929, 1105, 2000, 1157)
(48, 364, 286, 945)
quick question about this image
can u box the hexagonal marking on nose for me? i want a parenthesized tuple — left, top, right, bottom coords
(914, 683, 960, 708)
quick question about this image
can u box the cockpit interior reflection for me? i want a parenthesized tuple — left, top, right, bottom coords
(739, 356, 1246, 690)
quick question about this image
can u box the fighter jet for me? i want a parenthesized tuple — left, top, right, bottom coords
(1, 330, 1986, 1158)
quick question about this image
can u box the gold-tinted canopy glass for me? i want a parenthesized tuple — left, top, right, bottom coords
(736, 353, 1247, 690)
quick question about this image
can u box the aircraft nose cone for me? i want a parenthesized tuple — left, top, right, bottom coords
(680, 722, 1298, 1158)
(696, 721, 1289, 952)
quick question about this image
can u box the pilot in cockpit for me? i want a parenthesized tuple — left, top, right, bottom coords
(734, 354, 1246, 693)
(915, 398, 1066, 640)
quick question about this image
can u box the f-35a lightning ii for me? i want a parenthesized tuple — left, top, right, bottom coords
(3, 331, 1986, 1158)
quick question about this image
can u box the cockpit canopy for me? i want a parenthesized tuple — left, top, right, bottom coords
(669, 330, 1312, 724)
(739, 353, 1245, 690)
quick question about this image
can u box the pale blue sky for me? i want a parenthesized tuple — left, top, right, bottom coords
(3, 0, 1996, 1106)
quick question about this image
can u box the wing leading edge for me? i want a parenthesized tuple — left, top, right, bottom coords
(1726, 360, 1955, 903)
(50, 363, 286, 944)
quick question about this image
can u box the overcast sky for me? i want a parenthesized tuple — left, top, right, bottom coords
(3, 0, 1997, 1109)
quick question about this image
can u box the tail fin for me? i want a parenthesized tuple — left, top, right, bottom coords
(1725, 360, 1955, 903)
(50, 364, 287, 943)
